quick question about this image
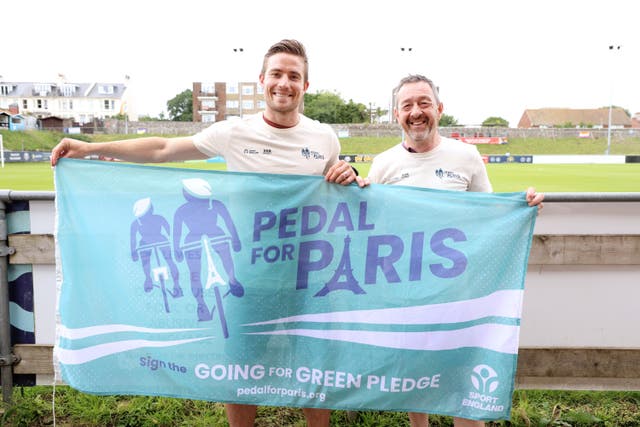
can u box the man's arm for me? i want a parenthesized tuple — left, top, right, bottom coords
(50, 136, 207, 166)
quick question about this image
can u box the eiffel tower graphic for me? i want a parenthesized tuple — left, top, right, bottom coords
(315, 235, 365, 296)
(201, 235, 226, 289)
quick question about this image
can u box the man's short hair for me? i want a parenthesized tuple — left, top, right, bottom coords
(262, 39, 309, 83)
(393, 74, 440, 107)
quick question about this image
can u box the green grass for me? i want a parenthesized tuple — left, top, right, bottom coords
(3, 387, 640, 426)
(3, 131, 639, 192)
(487, 163, 640, 192)
(338, 135, 640, 156)
(2, 161, 639, 193)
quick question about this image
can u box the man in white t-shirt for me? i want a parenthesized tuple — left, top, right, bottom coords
(52, 39, 364, 427)
(366, 74, 543, 427)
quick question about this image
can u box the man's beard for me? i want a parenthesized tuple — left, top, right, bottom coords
(406, 122, 435, 144)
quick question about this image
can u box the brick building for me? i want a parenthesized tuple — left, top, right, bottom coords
(192, 81, 265, 123)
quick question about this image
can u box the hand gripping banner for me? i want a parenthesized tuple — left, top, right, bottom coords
(54, 159, 537, 421)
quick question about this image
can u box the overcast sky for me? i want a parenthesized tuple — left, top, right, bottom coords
(4, 0, 638, 126)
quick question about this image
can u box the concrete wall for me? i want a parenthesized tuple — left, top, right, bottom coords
(104, 119, 640, 140)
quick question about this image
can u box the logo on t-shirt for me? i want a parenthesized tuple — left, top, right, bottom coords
(435, 168, 462, 180)
(301, 148, 325, 160)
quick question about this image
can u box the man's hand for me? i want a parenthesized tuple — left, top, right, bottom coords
(50, 138, 89, 166)
(325, 160, 367, 187)
(526, 187, 544, 214)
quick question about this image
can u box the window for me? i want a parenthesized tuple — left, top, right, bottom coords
(202, 100, 215, 109)
(98, 85, 114, 95)
(36, 99, 48, 109)
(34, 84, 51, 96)
(104, 100, 114, 110)
(257, 85, 264, 95)
(0, 85, 12, 95)
(242, 100, 253, 110)
(226, 100, 239, 109)
(61, 84, 76, 96)
(227, 84, 238, 94)
(242, 85, 254, 95)
(202, 114, 215, 123)
(202, 84, 216, 95)
(22, 99, 28, 109)
(257, 100, 266, 109)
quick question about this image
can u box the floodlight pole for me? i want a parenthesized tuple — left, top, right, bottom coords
(398, 47, 414, 141)
(233, 48, 244, 119)
(606, 45, 621, 155)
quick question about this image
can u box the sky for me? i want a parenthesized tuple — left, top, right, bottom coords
(3, 0, 639, 127)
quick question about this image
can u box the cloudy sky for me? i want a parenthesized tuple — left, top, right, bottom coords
(4, 0, 638, 126)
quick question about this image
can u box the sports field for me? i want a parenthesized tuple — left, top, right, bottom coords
(1, 161, 639, 192)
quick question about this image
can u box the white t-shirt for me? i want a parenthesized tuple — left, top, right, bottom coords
(192, 113, 340, 176)
(367, 136, 493, 192)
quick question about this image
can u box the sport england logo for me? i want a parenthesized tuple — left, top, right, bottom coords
(462, 364, 505, 413)
(470, 364, 499, 393)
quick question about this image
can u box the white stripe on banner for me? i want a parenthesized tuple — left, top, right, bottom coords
(57, 337, 213, 365)
(247, 323, 520, 354)
(58, 324, 208, 339)
(244, 289, 523, 327)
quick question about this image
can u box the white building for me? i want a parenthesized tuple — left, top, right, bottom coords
(0, 78, 136, 124)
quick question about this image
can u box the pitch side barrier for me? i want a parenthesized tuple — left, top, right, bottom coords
(338, 154, 640, 164)
(1, 191, 640, 403)
(2, 152, 639, 164)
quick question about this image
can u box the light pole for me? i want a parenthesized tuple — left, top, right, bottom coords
(397, 47, 414, 139)
(124, 75, 130, 134)
(606, 44, 621, 155)
(232, 48, 244, 118)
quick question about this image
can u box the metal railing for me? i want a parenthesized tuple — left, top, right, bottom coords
(2, 190, 640, 203)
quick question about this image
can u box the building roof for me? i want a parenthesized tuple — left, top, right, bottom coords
(519, 108, 631, 128)
(0, 82, 127, 99)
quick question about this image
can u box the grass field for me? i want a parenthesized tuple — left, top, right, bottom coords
(2, 161, 639, 192)
(1, 133, 639, 426)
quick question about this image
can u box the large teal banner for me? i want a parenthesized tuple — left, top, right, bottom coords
(54, 159, 536, 421)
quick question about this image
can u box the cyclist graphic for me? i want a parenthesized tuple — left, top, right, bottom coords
(173, 178, 244, 322)
(130, 197, 183, 311)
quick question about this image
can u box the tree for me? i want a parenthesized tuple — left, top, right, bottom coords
(439, 114, 459, 127)
(167, 89, 193, 121)
(303, 91, 368, 123)
(482, 116, 509, 127)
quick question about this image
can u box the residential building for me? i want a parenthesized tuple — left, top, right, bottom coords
(0, 78, 135, 125)
(518, 108, 631, 128)
(192, 81, 265, 123)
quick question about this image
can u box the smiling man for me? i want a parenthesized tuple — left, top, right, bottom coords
(366, 75, 543, 427)
(367, 75, 495, 192)
(51, 39, 362, 427)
